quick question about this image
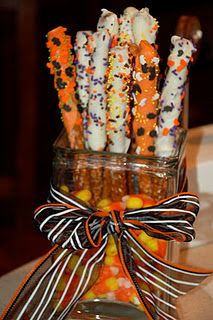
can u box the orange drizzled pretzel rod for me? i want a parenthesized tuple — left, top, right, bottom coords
(46, 26, 83, 150)
(130, 40, 160, 197)
(47, 27, 91, 191)
(126, 8, 159, 195)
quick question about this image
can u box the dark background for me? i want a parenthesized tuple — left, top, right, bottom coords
(0, 0, 212, 276)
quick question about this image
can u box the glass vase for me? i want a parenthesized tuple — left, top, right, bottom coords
(51, 128, 186, 320)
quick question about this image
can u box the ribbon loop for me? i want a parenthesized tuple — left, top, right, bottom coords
(35, 186, 200, 249)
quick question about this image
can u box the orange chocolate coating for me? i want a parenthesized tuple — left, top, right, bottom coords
(130, 40, 159, 155)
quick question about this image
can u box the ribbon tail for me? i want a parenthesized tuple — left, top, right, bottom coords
(118, 232, 155, 320)
(1, 241, 107, 320)
(119, 229, 213, 320)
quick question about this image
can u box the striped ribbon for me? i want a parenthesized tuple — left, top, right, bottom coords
(1, 185, 212, 320)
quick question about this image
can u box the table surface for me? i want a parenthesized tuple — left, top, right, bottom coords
(1, 124, 213, 316)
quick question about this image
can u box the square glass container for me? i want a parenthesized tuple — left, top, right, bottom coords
(51, 128, 186, 320)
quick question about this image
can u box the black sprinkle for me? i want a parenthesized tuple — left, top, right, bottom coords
(56, 78, 67, 89)
(163, 105, 174, 112)
(132, 83, 142, 94)
(150, 130, 157, 137)
(148, 145, 155, 152)
(52, 37, 61, 46)
(65, 67, 73, 77)
(56, 70, 61, 76)
(137, 127, 145, 136)
(147, 112, 156, 119)
(63, 104, 71, 112)
(52, 60, 61, 70)
(77, 105, 84, 113)
(142, 63, 148, 73)
(178, 49, 184, 57)
(149, 66, 156, 80)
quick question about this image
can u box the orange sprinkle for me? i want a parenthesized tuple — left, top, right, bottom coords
(180, 90, 186, 100)
(177, 59, 187, 72)
(167, 59, 175, 67)
(118, 53, 124, 63)
(111, 36, 118, 48)
(162, 128, 169, 136)
(152, 23, 158, 31)
(173, 118, 180, 126)
(85, 66, 94, 75)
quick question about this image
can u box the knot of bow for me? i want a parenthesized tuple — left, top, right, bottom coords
(35, 184, 199, 250)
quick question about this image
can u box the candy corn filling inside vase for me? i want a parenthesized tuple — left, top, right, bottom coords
(53, 187, 167, 309)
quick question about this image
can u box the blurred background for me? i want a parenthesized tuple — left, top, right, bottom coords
(0, 0, 212, 276)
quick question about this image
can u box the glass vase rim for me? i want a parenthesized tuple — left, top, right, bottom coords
(53, 128, 187, 164)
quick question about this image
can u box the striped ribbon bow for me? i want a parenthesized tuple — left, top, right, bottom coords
(1, 185, 212, 320)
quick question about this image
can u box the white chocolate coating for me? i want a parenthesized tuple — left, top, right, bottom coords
(87, 30, 111, 151)
(119, 11, 135, 44)
(123, 7, 139, 18)
(74, 31, 94, 109)
(97, 9, 119, 37)
(132, 8, 159, 44)
(74, 31, 96, 148)
(107, 45, 132, 153)
(155, 36, 196, 156)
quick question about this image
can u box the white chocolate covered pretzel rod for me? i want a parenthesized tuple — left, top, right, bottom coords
(106, 45, 132, 201)
(155, 36, 196, 157)
(107, 45, 132, 153)
(87, 30, 111, 151)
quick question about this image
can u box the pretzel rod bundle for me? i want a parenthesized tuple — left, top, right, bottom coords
(155, 35, 196, 157)
(45, 8, 196, 215)
(46, 27, 83, 150)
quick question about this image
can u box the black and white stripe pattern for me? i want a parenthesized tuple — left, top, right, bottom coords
(2, 186, 211, 320)
(35, 187, 200, 248)
(120, 230, 211, 319)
